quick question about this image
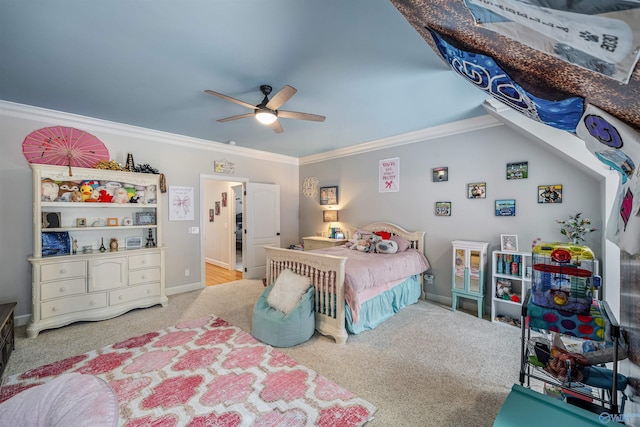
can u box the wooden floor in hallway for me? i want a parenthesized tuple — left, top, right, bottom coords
(206, 263, 243, 286)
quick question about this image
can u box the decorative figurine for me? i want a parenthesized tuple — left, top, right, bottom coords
(145, 228, 156, 247)
(110, 238, 118, 251)
(72, 239, 78, 255)
(99, 238, 106, 252)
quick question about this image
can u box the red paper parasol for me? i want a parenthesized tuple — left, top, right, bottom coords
(22, 126, 109, 176)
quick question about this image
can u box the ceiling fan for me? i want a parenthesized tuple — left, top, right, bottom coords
(204, 84, 325, 133)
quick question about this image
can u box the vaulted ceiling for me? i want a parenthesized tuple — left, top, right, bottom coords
(2, 1, 638, 159)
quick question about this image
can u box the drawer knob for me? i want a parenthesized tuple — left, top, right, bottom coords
(60, 287, 67, 292)
(141, 275, 146, 280)
(51, 307, 58, 312)
(60, 269, 67, 274)
(141, 259, 146, 264)
(119, 295, 124, 300)
(90, 300, 96, 306)
(146, 289, 151, 294)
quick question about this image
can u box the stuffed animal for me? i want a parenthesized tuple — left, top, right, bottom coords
(41, 179, 59, 201)
(376, 239, 398, 254)
(69, 191, 83, 203)
(96, 186, 114, 203)
(496, 279, 512, 299)
(80, 184, 94, 201)
(56, 181, 81, 202)
(112, 187, 129, 204)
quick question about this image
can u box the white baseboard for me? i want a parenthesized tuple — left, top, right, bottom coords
(165, 282, 205, 296)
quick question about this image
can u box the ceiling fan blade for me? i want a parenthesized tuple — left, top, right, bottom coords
(204, 90, 257, 110)
(269, 120, 284, 134)
(266, 85, 297, 110)
(278, 110, 326, 122)
(217, 113, 254, 122)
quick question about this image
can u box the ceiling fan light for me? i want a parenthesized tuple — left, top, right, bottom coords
(255, 110, 277, 125)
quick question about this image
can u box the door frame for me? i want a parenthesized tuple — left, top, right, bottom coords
(199, 174, 247, 287)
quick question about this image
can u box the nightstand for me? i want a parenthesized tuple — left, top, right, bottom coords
(0, 302, 17, 378)
(302, 236, 348, 251)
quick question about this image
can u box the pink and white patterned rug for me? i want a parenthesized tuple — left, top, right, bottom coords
(0, 316, 376, 426)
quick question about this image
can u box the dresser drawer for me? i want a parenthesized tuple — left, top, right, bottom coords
(129, 253, 161, 270)
(110, 283, 160, 306)
(41, 293, 107, 319)
(41, 277, 86, 301)
(129, 268, 160, 286)
(40, 261, 86, 281)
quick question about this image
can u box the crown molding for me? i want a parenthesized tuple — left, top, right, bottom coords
(0, 100, 299, 165)
(299, 113, 502, 165)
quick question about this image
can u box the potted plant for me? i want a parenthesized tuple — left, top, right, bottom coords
(556, 212, 597, 245)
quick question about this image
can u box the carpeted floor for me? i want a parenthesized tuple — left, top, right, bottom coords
(5, 280, 523, 426)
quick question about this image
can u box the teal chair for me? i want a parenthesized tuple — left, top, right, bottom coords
(251, 285, 315, 348)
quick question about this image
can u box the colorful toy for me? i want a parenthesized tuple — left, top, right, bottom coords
(80, 184, 94, 201)
(56, 181, 81, 201)
(41, 179, 59, 202)
(531, 242, 599, 315)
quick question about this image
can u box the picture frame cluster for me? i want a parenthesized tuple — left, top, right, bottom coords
(431, 161, 563, 216)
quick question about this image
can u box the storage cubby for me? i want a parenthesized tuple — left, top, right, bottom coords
(491, 250, 532, 328)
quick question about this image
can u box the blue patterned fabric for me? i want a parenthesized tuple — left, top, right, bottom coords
(427, 29, 584, 132)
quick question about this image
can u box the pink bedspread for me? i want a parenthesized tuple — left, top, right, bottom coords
(310, 246, 430, 322)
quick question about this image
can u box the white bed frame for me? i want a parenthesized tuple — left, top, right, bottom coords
(264, 222, 425, 344)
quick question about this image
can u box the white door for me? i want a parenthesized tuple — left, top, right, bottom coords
(243, 182, 280, 279)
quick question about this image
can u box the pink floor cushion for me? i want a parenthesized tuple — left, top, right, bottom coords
(0, 372, 118, 426)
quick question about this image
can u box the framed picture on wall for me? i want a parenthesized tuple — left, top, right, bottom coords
(215, 202, 221, 215)
(538, 184, 562, 203)
(222, 192, 227, 207)
(320, 186, 338, 205)
(435, 201, 451, 216)
(468, 182, 486, 199)
(495, 199, 516, 216)
(506, 162, 528, 180)
(432, 167, 448, 182)
(209, 209, 214, 222)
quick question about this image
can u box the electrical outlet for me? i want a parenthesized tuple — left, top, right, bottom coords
(425, 274, 434, 285)
(184, 268, 190, 277)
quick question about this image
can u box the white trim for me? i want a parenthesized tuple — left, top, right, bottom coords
(165, 282, 205, 296)
(0, 100, 298, 165)
(299, 114, 501, 164)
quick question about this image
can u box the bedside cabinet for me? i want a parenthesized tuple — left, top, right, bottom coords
(302, 236, 348, 251)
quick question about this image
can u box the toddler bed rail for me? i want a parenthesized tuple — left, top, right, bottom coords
(265, 246, 348, 344)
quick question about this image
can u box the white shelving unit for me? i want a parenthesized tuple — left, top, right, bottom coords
(491, 250, 531, 327)
(27, 164, 167, 338)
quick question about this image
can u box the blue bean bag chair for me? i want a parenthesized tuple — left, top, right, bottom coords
(251, 284, 315, 348)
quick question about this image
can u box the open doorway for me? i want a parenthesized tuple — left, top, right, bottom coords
(232, 184, 243, 271)
(201, 176, 245, 286)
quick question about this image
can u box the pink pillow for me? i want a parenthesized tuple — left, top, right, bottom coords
(390, 235, 411, 252)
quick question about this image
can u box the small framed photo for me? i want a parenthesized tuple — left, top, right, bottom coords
(125, 236, 142, 249)
(222, 192, 227, 207)
(506, 162, 528, 180)
(538, 184, 562, 203)
(432, 167, 448, 182)
(495, 199, 516, 216)
(135, 211, 156, 225)
(215, 202, 221, 216)
(320, 186, 339, 205)
(122, 217, 133, 226)
(76, 218, 87, 228)
(501, 234, 518, 252)
(107, 218, 119, 226)
(468, 182, 486, 199)
(435, 201, 451, 216)
(209, 209, 214, 222)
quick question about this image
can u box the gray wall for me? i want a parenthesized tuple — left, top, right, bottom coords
(299, 124, 604, 309)
(0, 105, 300, 321)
